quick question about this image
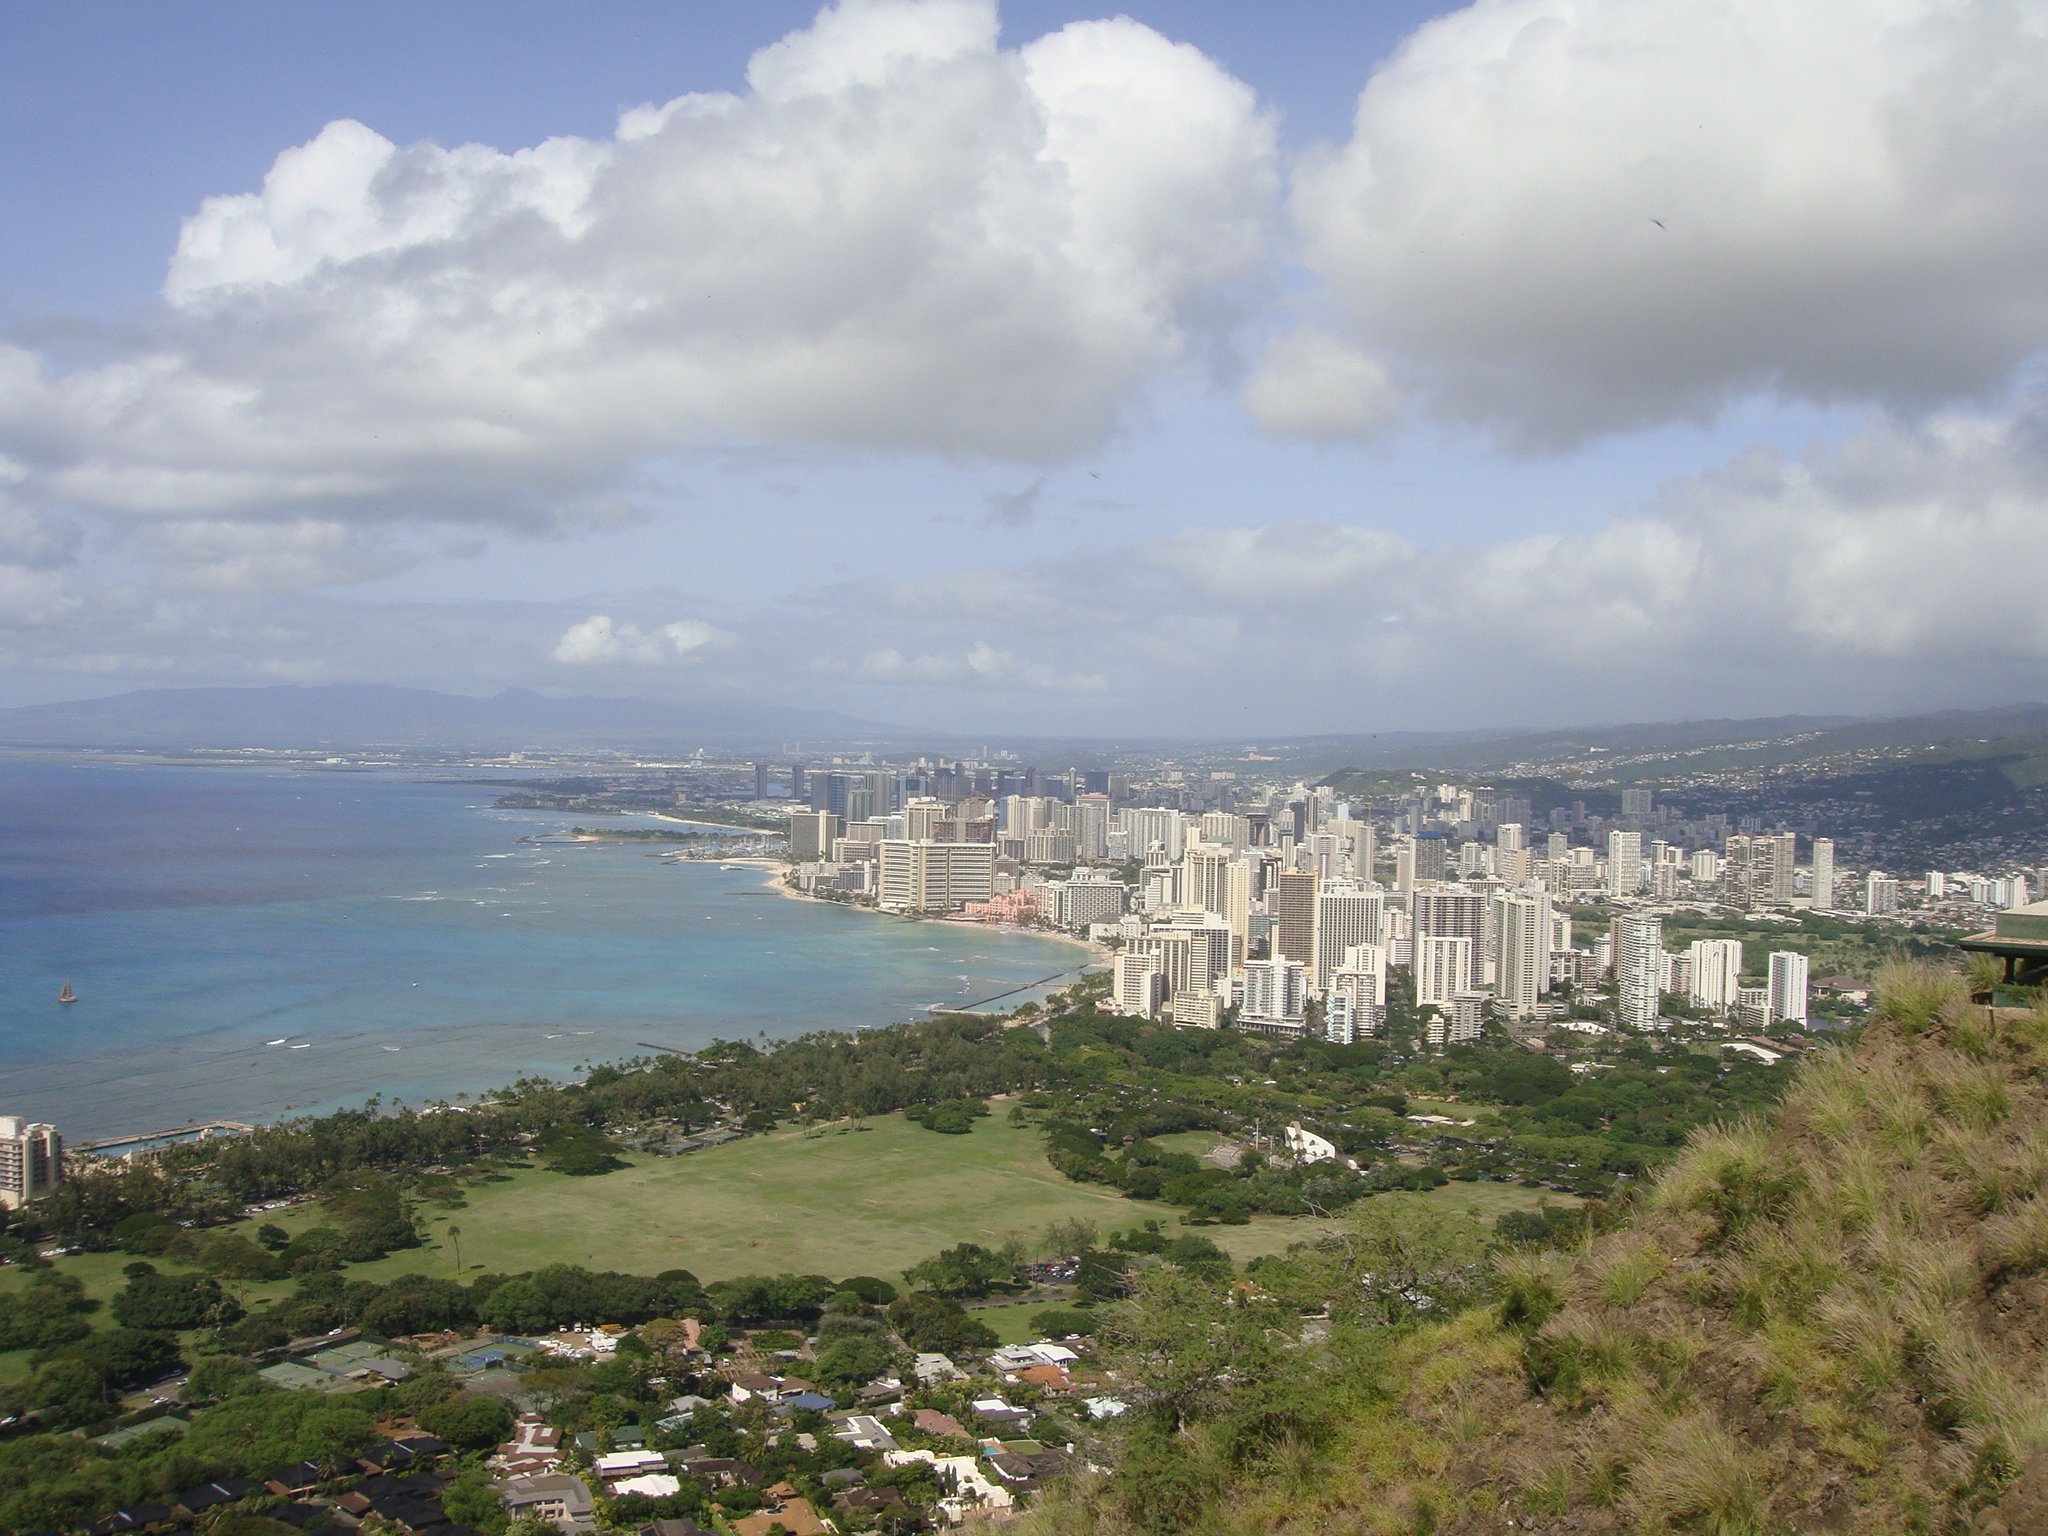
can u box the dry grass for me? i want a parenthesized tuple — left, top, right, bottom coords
(1875, 957, 1967, 1035)
(1626, 1413, 1772, 1535)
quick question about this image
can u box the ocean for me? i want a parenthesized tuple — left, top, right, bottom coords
(0, 759, 1086, 1140)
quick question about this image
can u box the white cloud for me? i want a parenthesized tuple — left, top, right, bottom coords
(1291, 0, 2048, 443)
(0, 0, 1276, 585)
(1239, 328, 1401, 441)
(843, 640, 1106, 692)
(553, 615, 732, 667)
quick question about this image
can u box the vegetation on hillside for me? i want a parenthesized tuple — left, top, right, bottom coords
(1018, 963, 2048, 1535)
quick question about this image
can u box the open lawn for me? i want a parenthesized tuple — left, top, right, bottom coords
(0, 1126, 1580, 1382)
(279, 1112, 1161, 1288)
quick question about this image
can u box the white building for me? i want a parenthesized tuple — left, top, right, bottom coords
(1448, 990, 1490, 1046)
(1113, 951, 1165, 1019)
(1615, 914, 1664, 1030)
(1866, 872, 1899, 915)
(1415, 934, 1474, 1008)
(0, 1118, 61, 1210)
(1240, 958, 1306, 1031)
(1688, 938, 1744, 1014)
(876, 840, 995, 913)
(1768, 951, 1809, 1025)
(1494, 891, 1551, 1019)
(1811, 838, 1835, 910)
(1312, 886, 1384, 993)
(1607, 830, 1643, 897)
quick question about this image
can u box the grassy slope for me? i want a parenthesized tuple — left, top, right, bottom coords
(1034, 971, 2048, 1536)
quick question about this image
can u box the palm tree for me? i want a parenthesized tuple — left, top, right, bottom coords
(448, 1224, 462, 1271)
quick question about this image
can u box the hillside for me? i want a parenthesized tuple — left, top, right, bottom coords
(1037, 966, 2048, 1535)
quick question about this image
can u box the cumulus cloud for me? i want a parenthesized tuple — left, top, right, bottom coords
(1291, 0, 2048, 443)
(1239, 328, 1401, 441)
(0, 0, 1276, 584)
(552, 615, 732, 666)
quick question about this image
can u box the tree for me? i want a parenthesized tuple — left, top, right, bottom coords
(1042, 1217, 1098, 1258)
(256, 1223, 291, 1251)
(1268, 1194, 1492, 1326)
(886, 1294, 998, 1355)
(447, 1223, 462, 1271)
(442, 1467, 510, 1535)
(540, 1127, 627, 1177)
(186, 1354, 264, 1401)
(901, 1243, 1015, 1298)
(0, 1271, 96, 1352)
(419, 1392, 515, 1450)
(110, 1271, 240, 1331)
(812, 1331, 899, 1390)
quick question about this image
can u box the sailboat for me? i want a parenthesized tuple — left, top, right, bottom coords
(58, 980, 76, 1004)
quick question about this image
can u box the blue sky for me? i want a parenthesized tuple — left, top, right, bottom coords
(1, 0, 2044, 734)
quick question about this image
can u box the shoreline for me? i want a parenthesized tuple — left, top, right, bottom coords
(751, 861, 1113, 969)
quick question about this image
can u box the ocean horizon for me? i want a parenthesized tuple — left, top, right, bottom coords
(0, 758, 1087, 1141)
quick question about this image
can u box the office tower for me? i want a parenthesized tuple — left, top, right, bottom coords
(875, 841, 995, 913)
(1607, 831, 1642, 897)
(0, 1118, 61, 1209)
(1866, 872, 1899, 915)
(1413, 831, 1449, 883)
(1811, 838, 1835, 911)
(1615, 914, 1664, 1030)
(1768, 951, 1809, 1025)
(1622, 788, 1653, 816)
(1114, 951, 1166, 1018)
(1495, 891, 1552, 1019)
(753, 763, 769, 800)
(790, 763, 807, 802)
(1304, 832, 1345, 882)
(1272, 870, 1319, 967)
(786, 811, 843, 862)
(1395, 839, 1417, 891)
(1240, 958, 1306, 1030)
(1313, 887, 1385, 992)
(1416, 935, 1474, 1007)
(1074, 794, 1112, 861)
(1688, 938, 1744, 1013)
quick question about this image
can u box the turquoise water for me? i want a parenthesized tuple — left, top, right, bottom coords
(0, 760, 1084, 1140)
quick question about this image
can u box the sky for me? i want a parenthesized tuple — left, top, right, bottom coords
(2, 0, 2046, 737)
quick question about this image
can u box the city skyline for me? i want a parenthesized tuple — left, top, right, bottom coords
(4, 0, 2047, 733)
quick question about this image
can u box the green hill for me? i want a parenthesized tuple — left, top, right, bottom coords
(1033, 966, 2048, 1535)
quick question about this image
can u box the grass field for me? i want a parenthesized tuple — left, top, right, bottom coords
(0, 1118, 1576, 1381)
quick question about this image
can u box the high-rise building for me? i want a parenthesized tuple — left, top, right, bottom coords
(1395, 839, 1417, 891)
(1688, 938, 1744, 1013)
(1416, 934, 1474, 1007)
(1615, 914, 1664, 1029)
(1312, 887, 1384, 992)
(1927, 871, 1947, 898)
(1411, 889, 1488, 945)
(1768, 951, 1809, 1025)
(1413, 832, 1449, 884)
(1272, 870, 1319, 968)
(1811, 838, 1835, 911)
(0, 1118, 61, 1210)
(1495, 891, 1552, 1019)
(1047, 872, 1127, 929)
(1607, 831, 1642, 897)
(1114, 951, 1166, 1018)
(787, 810, 843, 862)
(876, 841, 995, 913)
(1122, 807, 1185, 863)
(1497, 823, 1526, 854)
(1325, 948, 1387, 1044)
(1866, 872, 1899, 915)
(753, 763, 770, 800)
(1448, 991, 1490, 1046)
(1240, 958, 1306, 1031)
(790, 763, 807, 802)
(1622, 788, 1654, 816)
(1074, 794, 1112, 861)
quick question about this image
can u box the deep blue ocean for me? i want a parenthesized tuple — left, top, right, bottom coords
(0, 759, 1084, 1140)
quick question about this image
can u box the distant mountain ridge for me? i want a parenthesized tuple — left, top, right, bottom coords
(0, 684, 930, 751)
